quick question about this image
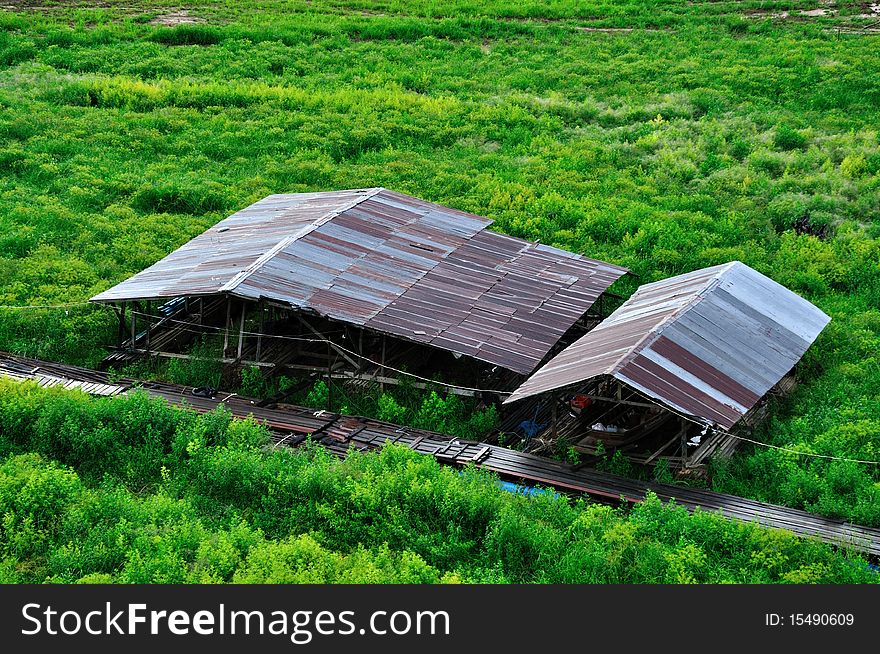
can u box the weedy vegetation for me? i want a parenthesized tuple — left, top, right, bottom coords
(0, 381, 875, 583)
(0, 0, 879, 580)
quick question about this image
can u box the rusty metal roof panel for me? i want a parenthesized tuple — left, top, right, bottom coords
(91, 188, 628, 374)
(362, 229, 627, 374)
(504, 261, 831, 429)
(90, 189, 375, 302)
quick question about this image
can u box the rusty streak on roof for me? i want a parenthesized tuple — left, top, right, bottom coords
(91, 188, 628, 375)
(503, 262, 831, 429)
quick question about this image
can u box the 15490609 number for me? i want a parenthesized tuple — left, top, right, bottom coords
(790, 614, 854, 626)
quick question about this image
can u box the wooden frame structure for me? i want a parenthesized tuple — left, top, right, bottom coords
(101, 291, 613, 400)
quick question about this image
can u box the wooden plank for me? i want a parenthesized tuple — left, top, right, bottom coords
(471, 446, 490, 463)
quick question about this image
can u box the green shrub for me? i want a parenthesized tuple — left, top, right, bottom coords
(233, 535, 444, 584)
(0, 385, 877, 584)
(149, 25, 223, 47)
(166, 338, 223, 389)
(773, 124, 808, 151)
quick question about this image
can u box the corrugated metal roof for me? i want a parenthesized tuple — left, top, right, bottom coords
(503, 262, 831, 429)
(91, 188, 627, 375)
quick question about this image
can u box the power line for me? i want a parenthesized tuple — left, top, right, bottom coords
(127, 310, 510, 396)
(728, 433, 880, 465)
(0, 301, 96, 310)
(8, 305, 877, 463)
(626, 386, 880, 466)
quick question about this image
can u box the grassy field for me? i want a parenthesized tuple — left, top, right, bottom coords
(0, 1, 878, 580)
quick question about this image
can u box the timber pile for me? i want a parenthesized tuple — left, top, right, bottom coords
(2, 351, 879, 557)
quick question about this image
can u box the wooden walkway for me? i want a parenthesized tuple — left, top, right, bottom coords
(2, 351, 879, 557)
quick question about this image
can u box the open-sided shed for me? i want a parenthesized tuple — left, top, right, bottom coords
(91, 188, 628, 392)
(503, 262, 831, 467)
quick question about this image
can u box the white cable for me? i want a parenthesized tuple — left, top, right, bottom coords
(626, 386, 880, 466)
(127, 309, 510, 395)
(727, 433, 880, 465)
(18, 305, 874, 463)
(0, 301, 94, 310)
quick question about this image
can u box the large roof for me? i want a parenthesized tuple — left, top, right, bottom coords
(503, 262, 831, 429)
(91, 188, 627, 375)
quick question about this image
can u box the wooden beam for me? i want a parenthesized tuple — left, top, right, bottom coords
(223, 296, 231, 353)
(579, 394, 658, 409)
(644, 433, 680, 465)
(331, 371, 479, 397)
(297, 316, 360, 369)
(380, 334, 386, 392)
(256, 300, 264, 362)
(128, 351, 485, 398)
(236, 300, 246, 360)
(679, 420, 689, 468)
(326, 342, 333, 410)
(127, 351, 351, 373)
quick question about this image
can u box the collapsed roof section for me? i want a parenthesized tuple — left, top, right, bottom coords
(503, 262, 831, 429)
(91, 188, 628, 375)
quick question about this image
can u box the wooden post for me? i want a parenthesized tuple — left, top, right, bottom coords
(255, 300, 264, 363)
(326, 342, 333, 410)
(198, 297, 204, 326)
(117, 302, 125, 348)
(223, 296, 231, 354)
(237, 301, 246, 360)
(551, 393, 559, 440)
(380, 335, 386, 392)
(680, 419, 689, 469)
(144, 301, 150, 356)
(357, 328, 364, 372)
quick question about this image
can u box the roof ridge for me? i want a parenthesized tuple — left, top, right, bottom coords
(604, 261, 736, 376)
(219, 187, 384, 295)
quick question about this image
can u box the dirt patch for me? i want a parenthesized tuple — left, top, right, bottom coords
(576, 26, 634, 33)
(745, 8, 834, 19)
(854, 2, 880, 18)
(149, 10, 205, 27)
(575, 26, 667, 33)
(1, 0, 57, 11)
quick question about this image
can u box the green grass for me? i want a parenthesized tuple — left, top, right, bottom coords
(0, 380, 875, 584)
(0, 1, 878, 535)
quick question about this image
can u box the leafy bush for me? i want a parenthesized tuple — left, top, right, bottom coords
(773, 124, 808, 151)
(149, 26, 224, 47)
(233, 535, 445, 584)
(0, 383, 876, 584)
(166, 338, 223, 389)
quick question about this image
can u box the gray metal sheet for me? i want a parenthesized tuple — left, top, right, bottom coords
(504, 261, 831, 429)
(91, 188, 628, 375)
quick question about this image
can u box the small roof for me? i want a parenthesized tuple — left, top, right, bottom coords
(91, 188, 627, 375)
(503, 262, 831, 429)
